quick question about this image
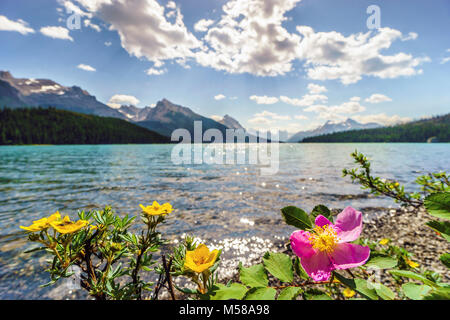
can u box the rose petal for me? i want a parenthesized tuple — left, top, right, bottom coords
(290, 230, 315, 258)
(334, 206, 363, 242)
(300, 251, 334, 281)
(330, 243, 370, 269)
(315, 215, 332, 228)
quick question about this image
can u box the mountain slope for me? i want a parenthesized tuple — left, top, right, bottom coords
(136, 99, 229, 138)
(0, 71, 125, 119)
(217, 114, 245, 130)
(302, 114, 450, 142)
(288, 118, 381, 142)
(0, 107, 170, 145)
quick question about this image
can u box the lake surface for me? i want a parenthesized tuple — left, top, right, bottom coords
(0, 143, 448, 299)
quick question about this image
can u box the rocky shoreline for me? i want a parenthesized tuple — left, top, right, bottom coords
(361, 206, 449, 280)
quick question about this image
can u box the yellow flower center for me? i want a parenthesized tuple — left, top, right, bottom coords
(308, 224, 339, 253)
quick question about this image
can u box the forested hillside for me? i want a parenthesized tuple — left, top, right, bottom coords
(0, 107, 170, 145)
(302, 114, 450, 143)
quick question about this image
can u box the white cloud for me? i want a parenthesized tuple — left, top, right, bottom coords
(146, 67, 167, 75)
(294, 115, 308, 120)
(104, 41, 112, 46)
(214, 94, 226, 100)
(280, 94, 328, 107)
(254, 110, 291, 121)
(0, 15, 34, 35)
(297, 26, 428, 84)
(166, 1, 177, 9)
(248, 117, 274, 126)
(352, 113, 411, 126)
(365, 93, 392, 103)
(249, 95, 279, 105)
(84, 19, 101, 32)
(107, 94, 140, 108)
(401, 32, 418, 41)
(77, 64, 96, 72)
(307, 83, 327, 94)
(71, 0, 428, 83)
(304, 98, 366, 119)
(74, 0, 201, 69)
(441, 57, 450, 64)
(58, 0, 91, 17)
(195, 0, 302, 76)
(40, 26, 73, 41)
(194, 19, 215, 32)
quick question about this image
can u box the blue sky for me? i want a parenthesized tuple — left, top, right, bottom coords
(0, 0, 449, 133)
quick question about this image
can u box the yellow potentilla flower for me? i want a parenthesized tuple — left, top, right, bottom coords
(184, 244, 219, 273)
(139, 201, 173, 216)
(20, 211, 61, 232)
(343, 288, 356, 298)
(50, 216, 89, 234)
(405, 258, 419, 268)
(379, 238, 390, 245)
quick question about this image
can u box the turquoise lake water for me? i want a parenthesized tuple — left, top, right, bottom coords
(0, 143, 448, 298)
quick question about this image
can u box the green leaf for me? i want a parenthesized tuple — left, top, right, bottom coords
(388, 270, 438, 288)
(364, 256, 398, 269)
(422, 287, 450, 300)
(440, 253, 450, 268)
(426, 220, 450, 242)
(280, 206, 312, 230)
(239, 263, 268, 288)
(244, 287, 277, 300)
(373, 283, 395, 300)
(263, 252, 294, 283)
(277, 287, 302, 300)
(402, 283, 432, 300)
(334, 272, 378, 300)
(311, 205, 332, 220)
(424, 192, 450, 220)
(210, 283, 248, 300)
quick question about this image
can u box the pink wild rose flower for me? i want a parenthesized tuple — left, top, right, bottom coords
(290, 206, 370, 281)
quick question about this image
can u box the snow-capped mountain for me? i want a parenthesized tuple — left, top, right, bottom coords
(0, 71, 124, 118)
(287, 118, 381, 142)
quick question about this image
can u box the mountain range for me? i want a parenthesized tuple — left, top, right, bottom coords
(287, 118, 381, 142)
(0, 70, 386, 141)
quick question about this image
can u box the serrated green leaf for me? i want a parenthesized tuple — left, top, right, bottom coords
(244, 287, 276, 300)
(402, 283, 432, 300)
(263, 252, 293, 283)
(424, 192, 450, 220)
(277, 287, 302, 300)
(426, 220, 450, 241)
(440, 253, 450, 268)
(280, 206, 312, 230)
(334, 272, 378, 300)
(210, 283, 248, 300)
(388, 270, 438, 288)
(365, 256, 398, 269)
(239, 263, 268, 287)
(311, 205, 332, 220)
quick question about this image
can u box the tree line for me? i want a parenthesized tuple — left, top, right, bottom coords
(302, 114, 450, 143)
(0, 107, 170, 145)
